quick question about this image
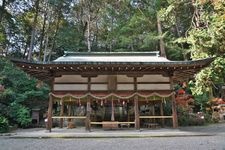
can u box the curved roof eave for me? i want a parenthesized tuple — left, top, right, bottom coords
(10, 57, 215, 82)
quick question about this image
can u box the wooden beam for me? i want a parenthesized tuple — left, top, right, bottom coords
(47, 78, 55, 132)
(134, 95, 140, 130)
(152, 104, 155, 123)
(160, 101, 165, 127)
(170, 76, 178, 128)
(90, 121, 135, 125)
(47, 94, 53, 132)
(87, 77, 91, 92)
(111, 97, 115, 121)
(139, 116, 173, 119)
(52, 116, 86, 119)
(59, 99, 64, 128)
(134, 77, 137, 91)
(85, 97, 91, 131)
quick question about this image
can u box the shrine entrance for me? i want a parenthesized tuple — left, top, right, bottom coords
(49, 92, 175, 131)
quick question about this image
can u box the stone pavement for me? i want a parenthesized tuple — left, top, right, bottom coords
(1, 123, 225, 138)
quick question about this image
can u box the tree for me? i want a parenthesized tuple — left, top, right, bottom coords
(0, 58, 49, 127)
(186, 0, 225, 111)
(27, 0, 40, 61)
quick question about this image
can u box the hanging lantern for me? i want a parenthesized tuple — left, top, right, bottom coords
(101, 100, 103, 106)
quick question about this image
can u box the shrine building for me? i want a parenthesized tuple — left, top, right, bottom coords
(12, 51, 213, 131)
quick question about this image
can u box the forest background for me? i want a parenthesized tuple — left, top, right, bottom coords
(0, 0, 224, 131)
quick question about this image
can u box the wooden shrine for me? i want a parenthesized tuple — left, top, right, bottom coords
(11, 51, 214, 132)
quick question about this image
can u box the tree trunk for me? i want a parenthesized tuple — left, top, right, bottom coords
(87, 14, 91, 52)
(23, 38, 30, 59)
(48, 12, 61, 62)
(27, 0, 40, 61)
(175, 14, 187, 60)
(43, 1, 52, 63)
(0, 0, 6, 23)
(39, 12, 47, 61)
(93, 20, 98, 50)
(109, 15, 114, 52)
(191, 0, 201, 28)
(157, 13, 166, 58)
(43, 34, 49, 63)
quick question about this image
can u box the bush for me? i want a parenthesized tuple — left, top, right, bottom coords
(9, 103, 32, 128)
(178, 110, 190, 126)
(178, 107, 205, 126)
(16, 107, 32, 127)
(0, 115, 9, 133)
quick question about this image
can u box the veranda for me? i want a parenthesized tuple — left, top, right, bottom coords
(49, 92, 175, 131)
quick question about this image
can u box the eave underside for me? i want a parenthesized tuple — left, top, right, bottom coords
(12, 58, 213, 82)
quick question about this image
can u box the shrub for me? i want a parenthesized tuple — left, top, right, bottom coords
(0, 115, 9, 133)
(9, 103, 32, 128)
(16, 107, 32, 127)
(178, 107, 205, 126)
(178, 108, 190, 126)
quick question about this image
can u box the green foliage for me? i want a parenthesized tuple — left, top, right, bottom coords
(0, 0, 224, 128)
(190, 57, 225, 96)
(178, 107, 205, 126)
(9, 103, 32, 128)
(0, 58, 49, 128)
(193, 93, 209, 112)
(55, 22, 86, 53)
(189, 57, 225, 111)
(188, 1, 225, 59)
(184, 1, 225, 112)
(0, 115, 9, 133)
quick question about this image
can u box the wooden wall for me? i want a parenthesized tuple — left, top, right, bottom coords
(53, 75, 170, 92)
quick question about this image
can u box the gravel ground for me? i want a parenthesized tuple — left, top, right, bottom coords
(0, 135, 225, 150)
(1, 123, 225, 150)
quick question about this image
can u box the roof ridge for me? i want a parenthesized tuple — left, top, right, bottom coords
(64, 51, 160, 56)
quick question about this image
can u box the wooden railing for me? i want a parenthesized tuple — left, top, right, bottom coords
(52, 116, 86, 119)
(90, 121, 135, 129)
(90, 121, 135, 125)
(139, 116, 173, 119)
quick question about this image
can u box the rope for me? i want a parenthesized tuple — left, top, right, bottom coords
(50, 92, 175, 100)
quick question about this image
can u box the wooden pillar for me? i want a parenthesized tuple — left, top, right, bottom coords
(47, 93, 53, 132)
(160, 101, 165, 127)
(170, 76, 178, 128)
(134, 95, 140, 130)
(171, 93, 178, 128)
(152, 104, 155, 123)
(87, 77, 91, 91)
(59, 99, 64, 128)
(134, 77, 137, 91)
(111, 97, 115, 121)
(47, 77, 54, 132)
(67, 102, 72, 128)
(127, 101, 130, 122)
(68, 104, 71, 116)
(85, 97, 91, 131)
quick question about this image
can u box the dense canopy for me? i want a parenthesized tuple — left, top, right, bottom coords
(0, 0, 224, 131)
